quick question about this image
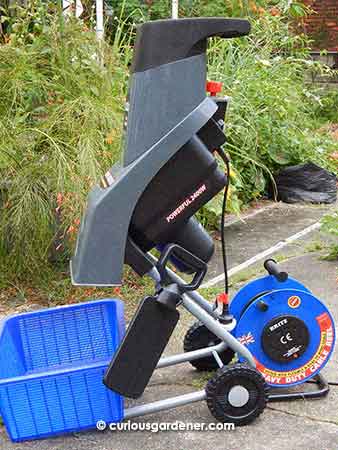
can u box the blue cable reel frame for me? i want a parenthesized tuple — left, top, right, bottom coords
(229, 275, 310, 320)
(232, 287, 335, 387)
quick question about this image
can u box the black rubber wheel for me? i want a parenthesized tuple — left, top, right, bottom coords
(206, 363, 268, 426)
(183, 321, 235, 371)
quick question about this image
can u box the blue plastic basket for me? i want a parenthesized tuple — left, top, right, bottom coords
(0, 299, 125, 442)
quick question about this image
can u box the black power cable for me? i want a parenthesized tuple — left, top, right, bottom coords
(217, 147, 230, 296)
(215, 146, 232, 323)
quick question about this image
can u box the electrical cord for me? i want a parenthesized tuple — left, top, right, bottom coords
(217, 147, 230, 296)
(306, 379, 338, 386)
(216, 146, 231, 320)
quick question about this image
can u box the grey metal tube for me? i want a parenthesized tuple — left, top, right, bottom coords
(182, 294, 256, 367)
(148, 265, 255, 365)
(212, 350, 224, 369)
(156, 342, 227, 369)
(124, 390, 206, 420)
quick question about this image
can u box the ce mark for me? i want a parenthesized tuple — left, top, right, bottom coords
(280, 333, 293, 344)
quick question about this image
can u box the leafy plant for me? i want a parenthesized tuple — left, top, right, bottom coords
(322, 212, 338, 236)
(201, 8, 337, 221)
(321, 212, 338, 260)
(0, 2, 127, 281)
(311, 86, 338, 124)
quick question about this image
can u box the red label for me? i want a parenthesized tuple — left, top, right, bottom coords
(288, 296, 301, 309)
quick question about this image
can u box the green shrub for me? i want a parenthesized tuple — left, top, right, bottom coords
(312, 87, 338, 124)
(322, 212, 338, 236)
(106, 0, 311, 23)
(321, 212, 338, 260)
(199, 11, 338, 223)
(0, 3, 127, 281)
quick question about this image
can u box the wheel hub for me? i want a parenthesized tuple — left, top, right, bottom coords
(228, 385, 250, 407)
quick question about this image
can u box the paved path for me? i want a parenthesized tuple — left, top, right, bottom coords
(207, 202, 332, 280)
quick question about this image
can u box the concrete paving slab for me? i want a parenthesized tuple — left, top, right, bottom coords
(207, 202, 333, 281)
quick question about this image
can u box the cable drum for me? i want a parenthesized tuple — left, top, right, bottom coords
(233, 288, 335, 387)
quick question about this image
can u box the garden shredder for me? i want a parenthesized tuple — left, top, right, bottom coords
(71, 17, 335, 425)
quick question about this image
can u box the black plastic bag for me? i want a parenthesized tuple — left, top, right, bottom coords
(273, 162, 337, 204)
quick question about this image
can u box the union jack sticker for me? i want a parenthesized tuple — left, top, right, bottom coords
(238, 332, 255, 346)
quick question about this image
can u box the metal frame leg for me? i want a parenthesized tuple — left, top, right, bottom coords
(123, 374, 329, 421)
(268, 373, 330, 402)
(148, 266, 254, 365)
(156, 342, 227, 369)
(122, 267, 256, 421)
(148, 266, 255, 366)
(181, 294, 255, 367)
(124, 390, 206, 420)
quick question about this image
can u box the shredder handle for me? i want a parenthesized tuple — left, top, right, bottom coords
(157, 244, 207, 291)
